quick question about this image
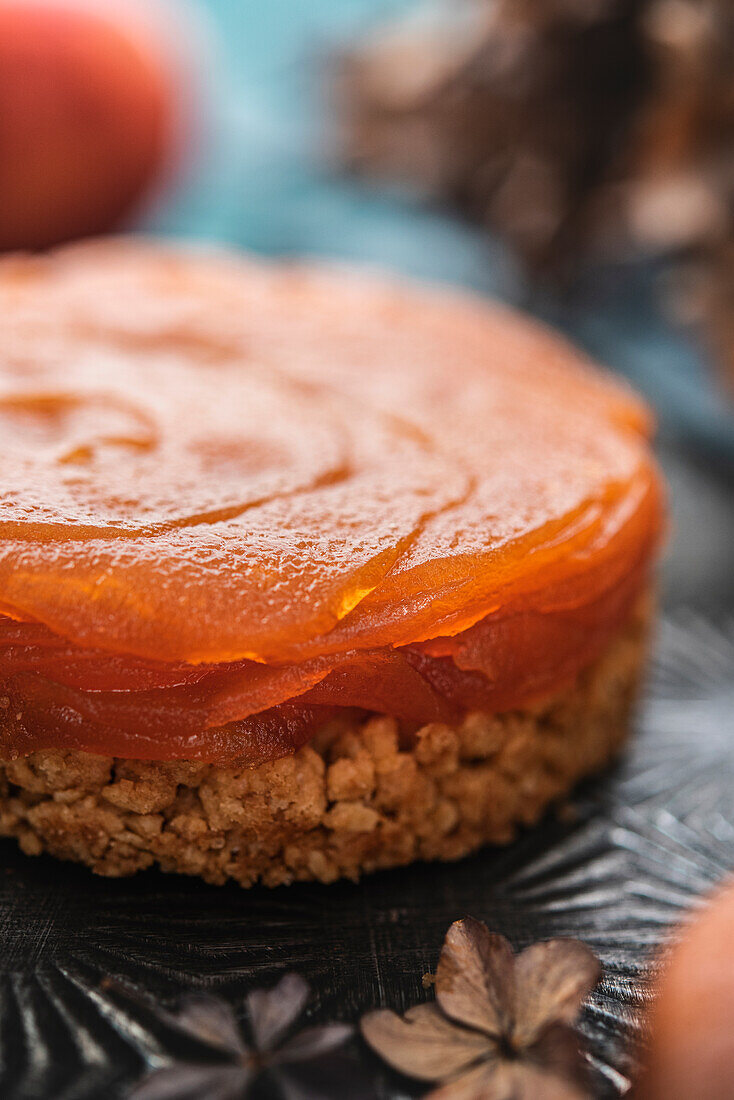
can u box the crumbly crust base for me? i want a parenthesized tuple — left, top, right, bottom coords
(0, 601, 650, 887)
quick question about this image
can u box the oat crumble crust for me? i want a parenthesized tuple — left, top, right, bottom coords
(0, 600, 650, 887)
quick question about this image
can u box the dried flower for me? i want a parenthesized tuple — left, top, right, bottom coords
(362, 917, 600, 1099)
(130, 973, 353, 1100)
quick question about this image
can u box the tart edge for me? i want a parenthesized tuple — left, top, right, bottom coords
(0, 595, 651, 887)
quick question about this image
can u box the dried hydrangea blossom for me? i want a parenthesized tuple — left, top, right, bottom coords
(131, 973, 353, 1100)
(362, 917, 600, 1098)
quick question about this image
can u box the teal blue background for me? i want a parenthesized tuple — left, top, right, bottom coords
(151, 0, 505, 291)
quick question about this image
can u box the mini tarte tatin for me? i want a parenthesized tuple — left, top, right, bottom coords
(0, 241, 664, 886)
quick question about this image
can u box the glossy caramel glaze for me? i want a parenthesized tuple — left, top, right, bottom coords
(0, 241, 664, 764)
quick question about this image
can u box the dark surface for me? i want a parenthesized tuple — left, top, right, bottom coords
(0, 445, 733, 1100)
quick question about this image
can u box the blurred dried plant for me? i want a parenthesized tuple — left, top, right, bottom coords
(340, 0, 734, 371)
(130, 974, 354, 1100)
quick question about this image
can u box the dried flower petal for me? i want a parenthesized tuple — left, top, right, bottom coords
(129, 1063, 251, 1100)
(435, 918, 515, 1038)
(361, 1002, 492, 1082)
(503, 1061, 589, 1100)
(512, 940, 601, 1046)
(430, 1058, 589, 1100)
(425, 1061, 500, 1100)
(174, 995, 248, 1055)
(276, 1022, 353, 1064)
(526, 1021, 590, 1093)
(247, 973, 310, 1051)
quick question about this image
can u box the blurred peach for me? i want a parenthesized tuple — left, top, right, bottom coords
(639, 876, 734, 1100)
(0, 1, 178, 251)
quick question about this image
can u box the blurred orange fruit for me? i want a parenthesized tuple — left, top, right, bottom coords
(640, 876, 734, 1100)
(0, 1, 173, 251)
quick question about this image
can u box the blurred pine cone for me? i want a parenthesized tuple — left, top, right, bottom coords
(339, 0, 734, 282)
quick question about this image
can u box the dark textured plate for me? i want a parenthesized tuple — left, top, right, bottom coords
(1, 606, 734, 1100)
